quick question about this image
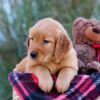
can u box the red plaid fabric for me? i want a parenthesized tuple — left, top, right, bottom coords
(8, 72, 100, 100)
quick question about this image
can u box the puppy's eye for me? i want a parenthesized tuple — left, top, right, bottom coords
(43, 40, 50, 44)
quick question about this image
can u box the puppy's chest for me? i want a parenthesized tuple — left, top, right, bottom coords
(46, 62, 60, 74)
(25, 62, 61, 74)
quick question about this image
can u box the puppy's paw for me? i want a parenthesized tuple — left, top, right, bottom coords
(39, 77, 53, 93)
(13, 68, 18, 72)
(56, 78, 70, 93)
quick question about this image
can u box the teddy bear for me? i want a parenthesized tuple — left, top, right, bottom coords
(72, 17, 100, 75)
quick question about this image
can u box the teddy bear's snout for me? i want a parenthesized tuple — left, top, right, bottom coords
(92, 27, 100, 34)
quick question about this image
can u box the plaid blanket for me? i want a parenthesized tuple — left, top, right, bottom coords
(8, 72, 100, 100)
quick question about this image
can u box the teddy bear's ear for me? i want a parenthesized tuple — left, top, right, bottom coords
(54, 33, 71, 63)
(72, 17, 87, 44)
(73, 17, 86, 27)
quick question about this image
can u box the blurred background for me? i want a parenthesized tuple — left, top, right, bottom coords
(0, 0, 100, 99)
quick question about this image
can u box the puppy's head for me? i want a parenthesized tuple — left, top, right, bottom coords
(27, 18, 71, 65)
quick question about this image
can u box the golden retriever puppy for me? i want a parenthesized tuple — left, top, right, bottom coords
(14, 18, 78, 93)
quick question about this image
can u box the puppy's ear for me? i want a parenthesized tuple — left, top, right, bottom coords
(27, 28, 32, 48)
(54, 33, 71, 63)
(27, 36, 30, 48)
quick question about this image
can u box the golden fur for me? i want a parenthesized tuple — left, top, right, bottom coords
(14, 18, 78, 93)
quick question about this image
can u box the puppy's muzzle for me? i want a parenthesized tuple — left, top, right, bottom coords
(30, 51, 38, 58)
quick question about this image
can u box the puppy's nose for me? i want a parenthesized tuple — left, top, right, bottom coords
(30, 51, 38, 58)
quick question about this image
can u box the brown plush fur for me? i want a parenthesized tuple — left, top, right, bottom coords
(14, 18, 78, 93)
(72, 17, 100, 74)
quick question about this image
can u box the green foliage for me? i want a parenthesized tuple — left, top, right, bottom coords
(0, 0, 99, 99)
(91, 0, 100, 20)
